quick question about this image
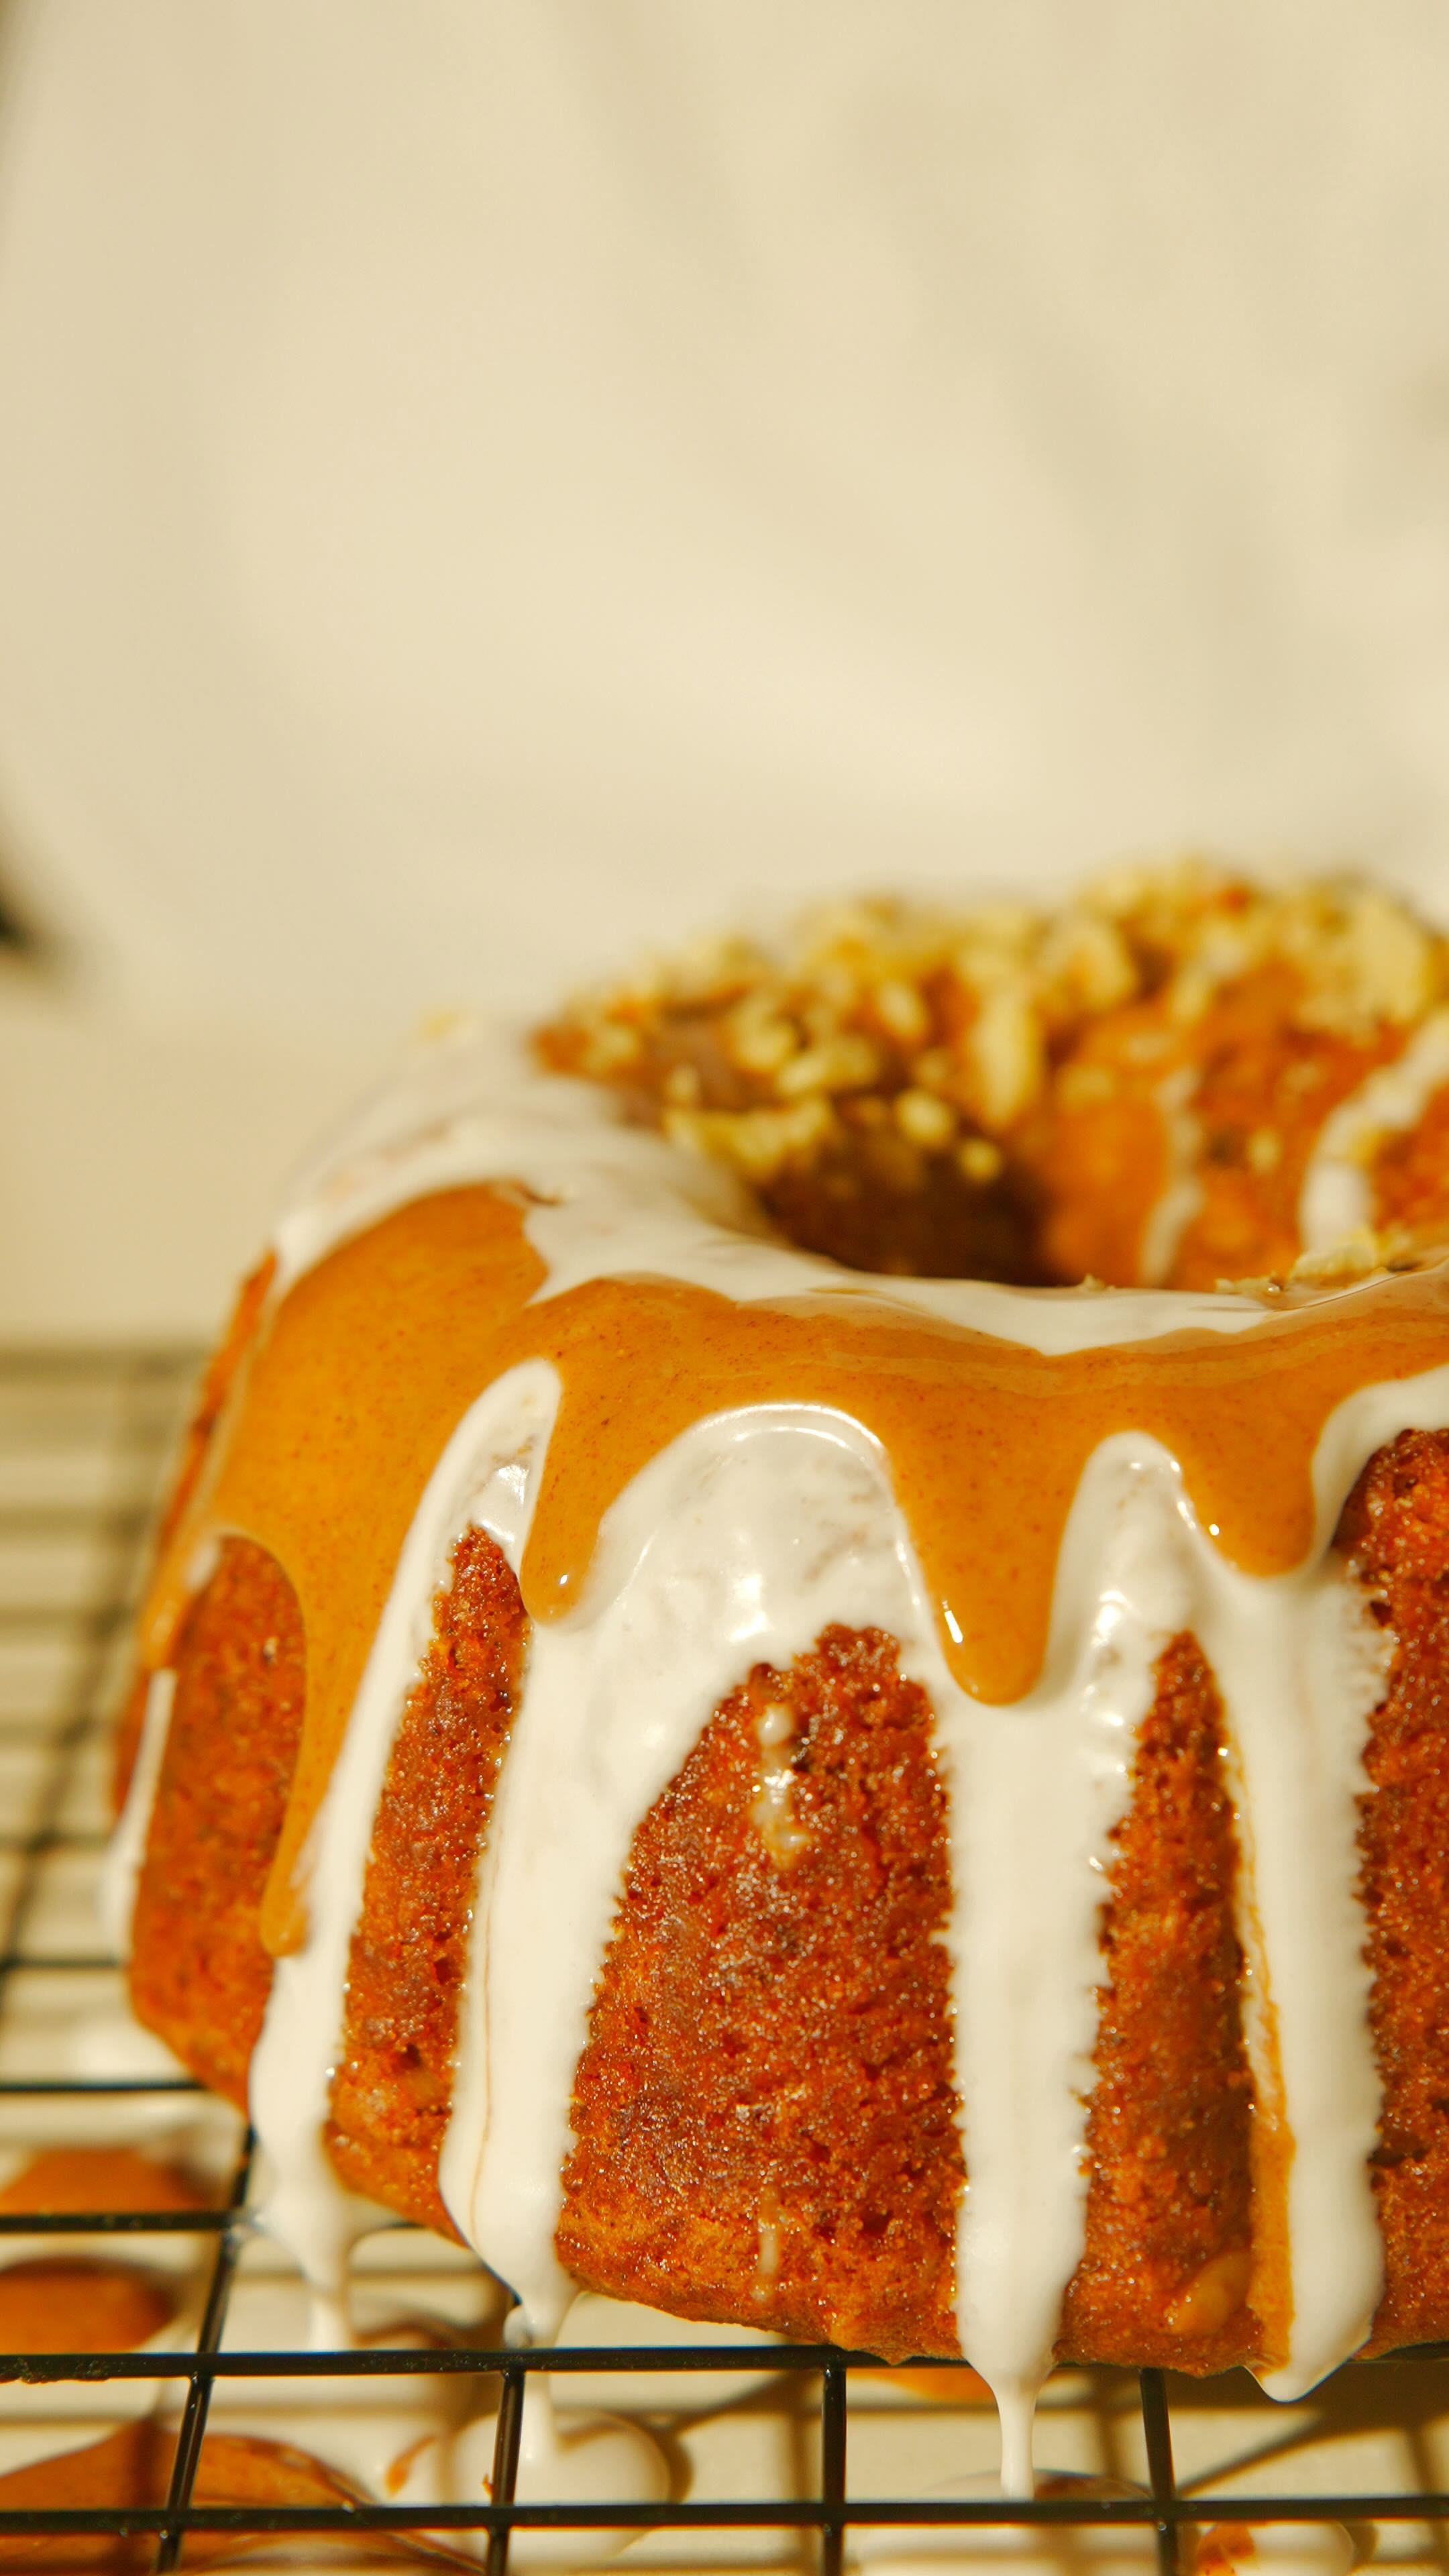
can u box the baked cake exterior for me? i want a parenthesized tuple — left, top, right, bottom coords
(108, 865, 1449, 2489)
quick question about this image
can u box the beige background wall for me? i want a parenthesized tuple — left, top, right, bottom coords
(0, 1, 1446, 1332)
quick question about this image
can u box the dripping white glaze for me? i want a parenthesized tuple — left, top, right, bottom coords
(941, 1442, 1190, 2487)
(111, 1017, 1449, 2500)
(392, 2376, 669, 2565)
(438, 1406, 952, 2339)
(843, 2470, 1160, 2575)
(247, 1360, 560, 2326)
(1299, 1007, 1449, 1254)
(432, 1399, 1173, 2481)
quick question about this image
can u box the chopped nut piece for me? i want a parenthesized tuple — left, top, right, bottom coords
(1039, 912, 1138, 1014)
(894, 1088, 957, 1150)
(967, 981, 1044, 1128)
(1352, 891, 1437, 1024)
(873, 977, 932, 1047)
(664, 1097, 836, 1183)
(1283, 1229, 1383, 1287)
(957, 1136, 1005, 1185)
(577, 1018, 643, 1076)
(724, 996, 798, 1076)
(1168, 963, 1217, 1026)
(1057, 1061, 1119, 1111)
(1165, 2247, 1252, 2339)
(1121, 1028, 1175, 1065)
(911, 1047, 955, 1091)
(775, 1033, 881, 1097)
(751, 1699, 810, 1866)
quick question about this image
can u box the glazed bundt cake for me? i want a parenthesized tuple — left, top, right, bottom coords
(109, 861, 1449, 2487)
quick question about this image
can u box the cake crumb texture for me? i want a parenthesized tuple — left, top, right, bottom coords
(557, 1627, 963, 2361)
(326, 1526, 527, 2235)
(1061, 1633, 1260, 2373)
(129, 1536, 304, 2108)
(1338, 1428, 1449, 2353)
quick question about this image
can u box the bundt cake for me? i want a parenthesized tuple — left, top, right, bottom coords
(107, 861, 1449, 2491)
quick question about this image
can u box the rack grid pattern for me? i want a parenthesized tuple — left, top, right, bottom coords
(2, 1340, 1449, 2572)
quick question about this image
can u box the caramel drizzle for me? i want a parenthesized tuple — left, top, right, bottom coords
(141, 1187, 1449, 1955)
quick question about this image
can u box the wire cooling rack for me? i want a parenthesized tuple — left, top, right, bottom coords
(3, 1344, 1449, 2573)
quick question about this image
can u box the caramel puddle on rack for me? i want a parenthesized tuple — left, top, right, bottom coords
(0, 2259, 173, 2354)
(0, 2139, 482, 2564)
(0, 2422, 464, 2567)
(0, 2149, 213, 2354)
(138, 1185, 1449, 1949)
(0, 2146, 212, 2218)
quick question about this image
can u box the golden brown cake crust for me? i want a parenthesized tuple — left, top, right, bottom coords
(129, 1536, 304, 2109)
(1061, 1633, 1259, 2373)
(326, 1527, 528, 2235)
(1338, 1428, 1449, 2353)
(557, 1627, 964, 2362)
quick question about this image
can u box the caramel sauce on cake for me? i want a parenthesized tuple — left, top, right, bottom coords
(141, 1184, 1449, 1952)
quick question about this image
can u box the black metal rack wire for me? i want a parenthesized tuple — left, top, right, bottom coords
(1, 1343, 1448, 2572)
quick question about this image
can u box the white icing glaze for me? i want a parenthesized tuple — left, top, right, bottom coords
(392, 2377, 668, 2565)
(845, 2471, 1159, 2576)
(201, 2290, 470, 2502)
(99, 1669, 174, 1960)
(248, 1360, 560, 2321)
(942, 1444, 1187, 2486)
(1162, 1470, 1389, 2400)
(1299, 1007, 1449, 1254)
(439, 1405, 948, 2337)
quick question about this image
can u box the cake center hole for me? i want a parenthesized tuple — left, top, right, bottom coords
(739, 1139, 1060, 1286)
